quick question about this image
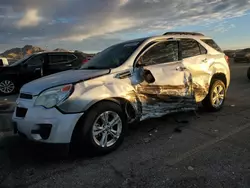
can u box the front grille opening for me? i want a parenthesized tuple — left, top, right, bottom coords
(20, 93, 33, 99)
(16, 107, 28, 118)
(31, 124, 52, 140)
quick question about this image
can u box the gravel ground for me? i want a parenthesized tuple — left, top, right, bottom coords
(1, 63, 250, 188)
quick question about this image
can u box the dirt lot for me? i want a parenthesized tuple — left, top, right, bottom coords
(1, 63, 250, 188)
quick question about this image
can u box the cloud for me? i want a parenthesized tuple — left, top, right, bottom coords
(0, 0, 250, 52)
(16, 9, 43, 28)
(119, 0, 130, 6)
(60, 18, 138, 41)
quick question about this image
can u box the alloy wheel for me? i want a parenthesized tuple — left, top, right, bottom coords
(0, 80, 15, 94)
(92, 111, 122, 148)
(211, 84, 225, 108)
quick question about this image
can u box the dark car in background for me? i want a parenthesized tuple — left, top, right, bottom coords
(232, 48, 250, 63)
(0, 51, 88, 95)
(234, 53, 250, 63)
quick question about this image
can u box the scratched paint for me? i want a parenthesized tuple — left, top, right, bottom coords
(58, 66, 198, 122)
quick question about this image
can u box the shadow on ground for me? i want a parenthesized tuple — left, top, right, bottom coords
(0, 109, 198, 174)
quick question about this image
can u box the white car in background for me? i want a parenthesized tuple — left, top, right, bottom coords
(12, 32, 230, 155)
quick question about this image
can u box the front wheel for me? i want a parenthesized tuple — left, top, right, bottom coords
(202, 79, 226, 111)
(73, 101, 127, 155)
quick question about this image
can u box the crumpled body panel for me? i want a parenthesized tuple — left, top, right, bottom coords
(132, 67, 196, 121)
(58, 66, 197, 122)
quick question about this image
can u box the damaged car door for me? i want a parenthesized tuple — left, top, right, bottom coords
(180, 38, 210, 102)
(133, 40, 196, 120)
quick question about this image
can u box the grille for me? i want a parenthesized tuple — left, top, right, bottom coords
(16, 107, 28, 118)
(20, 93, 33, 99)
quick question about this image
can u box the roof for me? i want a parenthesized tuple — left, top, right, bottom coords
(163, 31, 205, 36)
(150, 34, 211, 40)
(114, 32, 211, 47)
(115, 37, 150, 46)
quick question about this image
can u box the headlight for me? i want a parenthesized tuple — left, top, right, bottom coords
(34, 84, 74, 108)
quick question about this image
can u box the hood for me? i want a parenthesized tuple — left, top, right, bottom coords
(0, 65, 18, 73)
(21, 69, 110, 95)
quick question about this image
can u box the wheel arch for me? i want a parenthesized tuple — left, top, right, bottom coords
(70, 97, 140, 143)
(210, 72, 227, 88)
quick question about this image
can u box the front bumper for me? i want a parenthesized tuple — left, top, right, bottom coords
(12, 105, 83, 144)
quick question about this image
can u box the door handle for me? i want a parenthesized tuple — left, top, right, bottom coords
(66, 64, 72, 67)
(34, 68, 41, 71)
(176, 66, 186, 71)
(201, 58, 207, 63)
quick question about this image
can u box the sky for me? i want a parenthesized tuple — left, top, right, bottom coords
(0, 0, 250, 53)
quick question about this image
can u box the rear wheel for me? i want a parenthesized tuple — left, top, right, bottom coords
(202, 79, 226, 111)
(247, 67, 250, 80)
(0, 79, 16, 95)
(72, 101, 127, 155)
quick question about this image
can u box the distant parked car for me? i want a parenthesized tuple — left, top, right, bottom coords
(233, 53, 250, 63)
(0, 51, 87, 95)
(0, 58, 9, 67)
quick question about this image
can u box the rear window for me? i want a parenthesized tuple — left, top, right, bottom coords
(201, 39, 223, 52)
(74, 52, 86, 60)
(50, 55, 67, 64)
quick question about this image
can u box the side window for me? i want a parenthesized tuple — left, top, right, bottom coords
(49, 55, 68, 64)
(180, 39, 201, 59)
(199, 44, 207, 54)
(26, 55, 44, 66)
(140, 41, 178, 66)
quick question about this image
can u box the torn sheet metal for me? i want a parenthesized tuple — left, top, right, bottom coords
(137, 94, 196, 121)
(182, 55, 215, 102)
(130, 66, 197, 121)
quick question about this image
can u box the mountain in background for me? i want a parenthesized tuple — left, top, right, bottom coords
(0, 45, 46, 59)
(0, 45, 94, 60)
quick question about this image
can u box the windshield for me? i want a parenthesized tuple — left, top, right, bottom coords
(9, 55, 33, 67)
(80, 40, 145, 69)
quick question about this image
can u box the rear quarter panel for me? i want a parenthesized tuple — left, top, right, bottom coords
(207, 53, 230, 89)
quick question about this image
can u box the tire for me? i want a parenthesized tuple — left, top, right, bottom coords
(202, 79, 226, 111)
(247, 67, 250, 80)
(72, 101, 127, 156)
(0, 79, 16, 96)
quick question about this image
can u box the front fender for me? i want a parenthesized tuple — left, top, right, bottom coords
(57, 79, 140, 114)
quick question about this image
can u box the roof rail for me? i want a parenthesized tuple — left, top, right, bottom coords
(163, 32, 204, 36)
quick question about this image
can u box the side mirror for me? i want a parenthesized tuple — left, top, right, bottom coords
(143, 69, 155, 84)
(131, 67, 155, 85)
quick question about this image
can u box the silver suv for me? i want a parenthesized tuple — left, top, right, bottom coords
(12, 32, 230, 154)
